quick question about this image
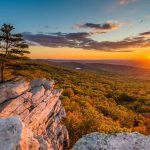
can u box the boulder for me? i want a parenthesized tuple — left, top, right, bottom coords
(73, 132, 150, 150)
(0, 117, 22, 150)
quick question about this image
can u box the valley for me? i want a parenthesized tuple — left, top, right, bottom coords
(5, 59, 150, 147)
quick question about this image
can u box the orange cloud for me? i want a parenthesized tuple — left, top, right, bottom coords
(75, 21, 125, 34)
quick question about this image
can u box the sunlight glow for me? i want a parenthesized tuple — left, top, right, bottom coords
(29, 46, 150, 61)
(147, 54, 150, 60)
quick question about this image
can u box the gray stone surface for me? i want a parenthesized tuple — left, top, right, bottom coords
(0, 80, 29, 104)
(73, 132, 150, 150)
(0, 117, 22, 150)
(30, 78, 54, 90)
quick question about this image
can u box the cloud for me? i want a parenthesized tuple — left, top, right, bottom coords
(51, 32, 91, 40)
(139, 31, 150, 37)
(75, 21, 124, 33)
(117, 0, 137, 5)
(23, 32, 92, 48)
(84, 36, 150, 51)
(23, 30, 150, 52)
(25, 40, 41, 46)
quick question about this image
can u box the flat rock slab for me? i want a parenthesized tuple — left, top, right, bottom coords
(0, 117, 22, 150)
(73, 132, 150, 150)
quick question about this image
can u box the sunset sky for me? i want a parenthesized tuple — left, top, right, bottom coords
(0, 0, 150, 61)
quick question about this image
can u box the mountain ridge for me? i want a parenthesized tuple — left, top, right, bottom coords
(34, 59, 150, 80)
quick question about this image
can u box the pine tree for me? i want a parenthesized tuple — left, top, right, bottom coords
(0, 24, 30, 83)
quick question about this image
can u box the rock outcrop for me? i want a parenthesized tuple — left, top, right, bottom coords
(0, 79, 69, 150)
(73, 132, 150, 150)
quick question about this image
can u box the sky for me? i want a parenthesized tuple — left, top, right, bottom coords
(0, 0, 150, 61)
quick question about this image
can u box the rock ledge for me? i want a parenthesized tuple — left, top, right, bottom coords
(0, 79, 69, 150)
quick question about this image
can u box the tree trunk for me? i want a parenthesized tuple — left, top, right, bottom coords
(0, 63, 4, 83)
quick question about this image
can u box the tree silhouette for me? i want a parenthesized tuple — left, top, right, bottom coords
(0, 24, 30, 83)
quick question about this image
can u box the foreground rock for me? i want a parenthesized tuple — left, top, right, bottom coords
(0, 80, 29, 104)
(73, 132, 150, 150)
(0, 79, 69, 150)
(0, 117, 22, 150)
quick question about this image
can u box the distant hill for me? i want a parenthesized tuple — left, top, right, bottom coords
(39, 59, 150, 69)
(84, 63, 150, 79)
(35, 59, 150, 80)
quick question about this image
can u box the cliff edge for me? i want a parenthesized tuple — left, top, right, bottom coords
(0, 79, 69, 150)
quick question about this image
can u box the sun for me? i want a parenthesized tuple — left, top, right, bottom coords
(147, 54, 150, 60)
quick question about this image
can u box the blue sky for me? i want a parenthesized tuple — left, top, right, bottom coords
(0, 0, 149, 38)
(0, 0, 150, 60)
